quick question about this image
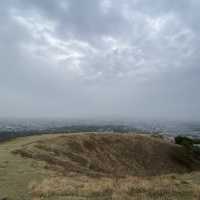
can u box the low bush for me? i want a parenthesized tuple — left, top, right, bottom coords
(175, 136, 193, 149)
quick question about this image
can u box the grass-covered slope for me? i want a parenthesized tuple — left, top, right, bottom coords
(1, 133, 200, 200)
(0, 134, 59, 200)
(13, 133, 200, 177)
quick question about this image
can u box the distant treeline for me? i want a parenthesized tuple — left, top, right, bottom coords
(0, 125, 145, 142)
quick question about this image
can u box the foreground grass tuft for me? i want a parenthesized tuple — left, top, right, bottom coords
(29, 173, 200, 200)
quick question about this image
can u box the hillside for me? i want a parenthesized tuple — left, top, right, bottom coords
(13, 133, 200, 177)
(1, 133, 200, 200)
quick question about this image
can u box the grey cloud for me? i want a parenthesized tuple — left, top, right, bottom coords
(0, 0, 199, 120)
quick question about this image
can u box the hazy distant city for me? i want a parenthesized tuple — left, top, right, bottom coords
(1, 118, 200, 140)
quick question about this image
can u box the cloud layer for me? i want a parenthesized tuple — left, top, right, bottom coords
(0, 0, 200, 120)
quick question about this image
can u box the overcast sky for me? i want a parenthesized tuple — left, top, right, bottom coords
(0, 0, 200, 121)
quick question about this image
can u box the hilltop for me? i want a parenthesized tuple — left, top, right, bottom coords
(13, 133, 200, 177)
(1, 133, 200, 200)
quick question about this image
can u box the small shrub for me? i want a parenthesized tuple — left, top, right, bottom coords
(175, 136, 193, 149)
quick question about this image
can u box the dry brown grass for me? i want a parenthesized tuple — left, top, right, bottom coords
(29, 173, 200, 200)
(13, 133, 200, 177)
(4, 133, 200, 200)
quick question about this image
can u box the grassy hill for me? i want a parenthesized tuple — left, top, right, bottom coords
(13, 133, 200, 177)
(1, 133, 200, 200)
